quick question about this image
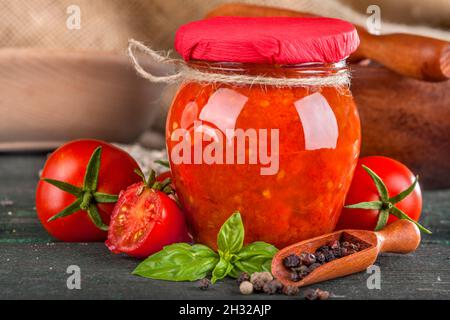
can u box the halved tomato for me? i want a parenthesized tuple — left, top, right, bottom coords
(106, 170, 190, 258)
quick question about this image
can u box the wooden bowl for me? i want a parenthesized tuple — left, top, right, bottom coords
(352, 64, 450, 189)
(0, 48, 170, 151)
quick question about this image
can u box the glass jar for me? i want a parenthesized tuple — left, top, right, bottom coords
(166, 60, 360, 249)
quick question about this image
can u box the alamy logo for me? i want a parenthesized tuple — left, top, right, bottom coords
(66, 5, 81, 30)
(366, 5, 381, 35)
(66, 265, 81, 290)
(366, 264, 381, 289)
(170, 121, 280, 176)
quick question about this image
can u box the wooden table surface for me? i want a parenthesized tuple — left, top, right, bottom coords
(0, 153, 449, 300)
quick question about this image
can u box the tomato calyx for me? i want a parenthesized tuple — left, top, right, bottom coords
(42, 147, 118, 231)
(134, 168, 174, 196)
(345, 165, 432, 234)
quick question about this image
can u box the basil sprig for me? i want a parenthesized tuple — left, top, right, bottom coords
(132, 243, 218, 281)
(133, 212, 278, 283)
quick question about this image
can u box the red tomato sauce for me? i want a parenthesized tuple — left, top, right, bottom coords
(166, 73, 360, 249)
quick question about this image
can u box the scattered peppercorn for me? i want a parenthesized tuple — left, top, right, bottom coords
(284, 238, 366, 282)
(197, 278, 210, 290)
(305, 288, 330, 300)
(236, 272, 312, 298)
(250, 271, 273, 284)
(263, 279, 283, 295)
(237, 272, 250, 285)
(261, 271, 274, 282)
(282, 285, 300, 296)
(239, 281, 254, 295)
(252, 278, 266, 292)
(317, 289, 330, 300)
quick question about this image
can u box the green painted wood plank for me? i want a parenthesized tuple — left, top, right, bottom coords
(0, 242, 448, 300)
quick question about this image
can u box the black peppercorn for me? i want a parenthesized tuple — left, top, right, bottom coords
(282, 285, 300, 296)
(340, 247, 350, 256)
(332, 248, 342, 258)
(290, 272, 302, 282)
(323, 250, 335, 262)
(282, 240, 365, 282)
(304, 288, 318, 300)
(298, 252, 307, 263)
(341, 241, 351, 248)
(305, 288, 330, 300)
(317, 245, 330, 253)
(329, 239, 340, 250)
(292, 264, 308, 273)
(283, 254, 300, 268)
(252, 278, 266, 292)
(302, 253, 316, 266)
(308, 263, 321, 272)
(237, 272, 250, 285)
(197, 278, 211, 290)
(263, 279, 283, 295)
(316, 252, 326, 264)
(299, 270, 310, 280)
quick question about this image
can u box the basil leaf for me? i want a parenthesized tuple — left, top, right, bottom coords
(211, 258, 233, 284)
(133, 243, 219, 281)
(229, 241, 278, 278)
(217, 211, 244, 254)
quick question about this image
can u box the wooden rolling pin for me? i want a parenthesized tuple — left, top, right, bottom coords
(206, 3, 450, 82)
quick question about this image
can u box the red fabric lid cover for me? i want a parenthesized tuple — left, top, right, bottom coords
(175, 17, 359, 64)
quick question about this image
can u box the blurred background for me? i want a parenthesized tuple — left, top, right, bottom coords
(0, 0, 449, 188)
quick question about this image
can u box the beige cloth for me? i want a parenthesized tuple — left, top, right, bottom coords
(0, 0, 221, 51)
(1, 0, 448, 53)
(341, 0, 450, 28)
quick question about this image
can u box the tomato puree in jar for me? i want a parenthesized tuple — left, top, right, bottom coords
(166, 17, 361, 249)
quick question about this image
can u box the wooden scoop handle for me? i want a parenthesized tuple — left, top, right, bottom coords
(206, 3, 450, 82)
(375, 219, 421, 254)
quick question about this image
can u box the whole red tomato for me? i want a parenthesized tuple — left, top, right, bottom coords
(36, 139, 141, 242)
(106, 170, 190, 258)
(336, 156, 425, 232)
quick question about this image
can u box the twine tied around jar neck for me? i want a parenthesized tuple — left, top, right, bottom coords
(128, 39, 351, 87)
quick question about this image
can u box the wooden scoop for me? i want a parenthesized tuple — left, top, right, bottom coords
(206, 3, 450, 82)
(271, 219, 421, 288)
